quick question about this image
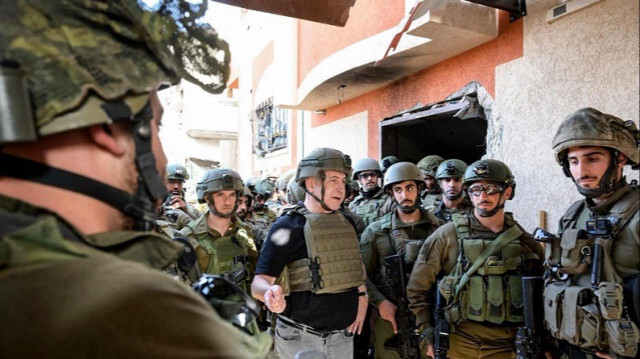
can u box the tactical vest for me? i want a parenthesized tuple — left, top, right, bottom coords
(439, 213, 536, 326)
(543, 189, 639, 357)
(375, 213, 425, 301)
(351, 189, 389, 226)
(183, 221, 253, 290)
(277, 207, 366, 295)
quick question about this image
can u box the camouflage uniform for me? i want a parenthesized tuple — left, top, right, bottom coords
(543, 108, 640, 358)
(350, 188, 395, 227)
(407, 160, 544, 359)
(417, 156, 444, 211)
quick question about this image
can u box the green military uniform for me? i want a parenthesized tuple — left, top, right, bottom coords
(253, 206, 277, 226)
(361, 210, 443, 359)
(543, 108, 640, 358)
(349, 187, 396, 226)
(420, 192, 442, 211)
(430, 197, 473, 223)
(181, 213, 258, 293)
(407, 213, 544, 358)
(0, 194, 268, 358)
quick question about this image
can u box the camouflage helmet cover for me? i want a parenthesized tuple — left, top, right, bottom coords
(196, 168, 244, 203)
(435, 159, 468, 180)
(552, 107, 639, 166)
(417, 155, 445, 177)
(295, 148, 352, 186)
(383, 162, 423, 190)
(352, 157, 381, 180)
(0, 0, 230, 141)
(464, 159, 515, 199)
(166, 163, 189, 181)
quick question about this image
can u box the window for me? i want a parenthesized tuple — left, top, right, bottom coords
(253, 98, 288, 157)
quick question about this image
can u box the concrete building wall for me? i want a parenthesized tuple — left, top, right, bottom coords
(494, 0, 639, 232)
(304, 111, 369, 161)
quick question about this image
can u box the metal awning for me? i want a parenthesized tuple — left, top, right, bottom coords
(210, 0, 357, 26)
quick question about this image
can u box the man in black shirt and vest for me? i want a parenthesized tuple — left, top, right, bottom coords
(251, 148, 368, 359)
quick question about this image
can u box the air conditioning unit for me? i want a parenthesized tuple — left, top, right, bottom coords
(547, 0, 603, 23)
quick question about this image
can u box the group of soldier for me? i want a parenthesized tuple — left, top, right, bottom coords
(151, 105, 639, 359)
(0, 1, 638, 359)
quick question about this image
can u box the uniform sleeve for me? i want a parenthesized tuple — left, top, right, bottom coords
(407, 225, 456, 332)
(360, 223, 386, 306)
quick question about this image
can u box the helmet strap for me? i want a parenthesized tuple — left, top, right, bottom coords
(302, 171, 334, 212)
(0, 100, 165, 231)
(207, 192, 239, 218)
(389, 181, 423, 214)
(573, 149, 623, 198)
(474, 191, 505, 218)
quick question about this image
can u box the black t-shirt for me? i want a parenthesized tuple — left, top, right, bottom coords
(255, 209, 359, 331)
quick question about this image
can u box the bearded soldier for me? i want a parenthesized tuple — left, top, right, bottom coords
(252, 148, 368, 359)
(164, 163, 200, 220)
(417, 155, 444, 210)
(543, 108, 639, 359)
(360, 162, 443, 358)
(252, 178, 278, 225)
(430, 159, 473, 223)
(407, 159, 544, 358)
(181, 169, 259, 293)
(0, 1, 270, 357)
(349, 157, 395, 226)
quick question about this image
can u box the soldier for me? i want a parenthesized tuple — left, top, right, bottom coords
(407, 159, 544, 358)
(164, 163, 201, 220)
(417, 155, 444, 209)
(360, 162, 443, 359)
(181, 169, 259, 293)
(271, 168, 296, 217)
(543, 108, 639, 359)
(430, 159, 473, 223)
(350, 157, 395, 226)
(381, 155, 400, 174)
(252, 178, 278, 225)
(237, 186, 268, 250)
(0, 1, 270, 357)
(251, 148, 368, 359)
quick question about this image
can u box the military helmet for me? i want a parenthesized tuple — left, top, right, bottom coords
(254, 178, 275, 198)
(383, 162, 423, 190)
(417, 155, 445, 177)
(166, 163, 189, 181)
(464, 159, 515, 199)
(196, 168, 244, 203)
(244, 176, 259, 193)
(552, 107, 639, 167)
(352, 157, 381, 180)
(296, 148, 352, 187)
(380, 156, 399, 173)
(435, 159, 467, 180)
(287, 177, 306, 203)
(276, 169, 296, 190)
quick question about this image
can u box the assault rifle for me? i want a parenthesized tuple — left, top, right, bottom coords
(515, 276, 545, 359)
(433, 286, 449, 359)
(383, 254, 420, 358)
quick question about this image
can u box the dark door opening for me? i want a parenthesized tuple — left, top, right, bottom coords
(379, 94, 487, 165)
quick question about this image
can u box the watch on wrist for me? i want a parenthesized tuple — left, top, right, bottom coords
(358, 291, 369, 299)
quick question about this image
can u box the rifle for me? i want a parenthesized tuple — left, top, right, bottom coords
(516, 276, 545, 359)
(433, 286, 449, 359)
(383, 254, 420, 358)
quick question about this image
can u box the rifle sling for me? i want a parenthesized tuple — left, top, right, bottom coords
(454, 224, 523, 296)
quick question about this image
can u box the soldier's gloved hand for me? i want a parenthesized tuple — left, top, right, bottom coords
(264, 285, 286, 313)
(378, 300, 398, 333)
(418, 327, 435, 357)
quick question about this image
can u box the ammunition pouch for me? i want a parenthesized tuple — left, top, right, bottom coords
(543, 282, 639, 357)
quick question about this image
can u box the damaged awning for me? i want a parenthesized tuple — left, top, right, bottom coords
(210, 0, 357, 26)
